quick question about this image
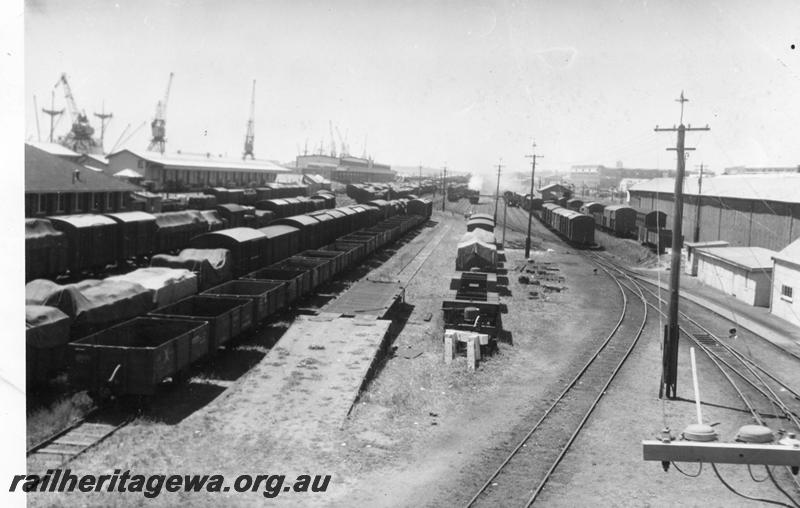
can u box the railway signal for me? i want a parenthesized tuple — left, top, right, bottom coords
(654, 92, 709, 400)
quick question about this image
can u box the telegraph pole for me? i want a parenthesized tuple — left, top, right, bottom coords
(655, 92, 709, 400)
(418, 164, 422, 195)
(693, 163, 704, 243)
(442, 165, 447, 211)
(524, 141, 543, 258)
(493, 159, 504, 223)
(502, 197, 508, 247)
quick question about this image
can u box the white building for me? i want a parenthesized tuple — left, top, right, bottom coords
(694, 246, 775, 307)
(770, 238, 800, 327)
(684, 240, 729, 276)
(107, 149, 290, 191)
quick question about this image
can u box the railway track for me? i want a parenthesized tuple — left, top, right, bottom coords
(465, 259, 649, 507)
(27, 408, 134, 474)
(453, 196, 800, 502)
(396, 223, 452, 285)
(599, 256, 800, 396)
(625, 270, 800, 365)
(592, 254, 800, 499)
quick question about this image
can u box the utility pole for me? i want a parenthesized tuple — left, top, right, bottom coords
(655, 92, 709, 400)
(493, 159, 504, 223)
(42, 90, 63, 143)
(524, 141, 544, 258)
(693, 163, 704, 243)
(442, 165, 447, 211)
(502, 197, 508, 247)
(418, 164, 422, 195)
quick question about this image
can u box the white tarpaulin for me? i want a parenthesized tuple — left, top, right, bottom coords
(456, 232, 497, 271)
(106, 267, 198, 308)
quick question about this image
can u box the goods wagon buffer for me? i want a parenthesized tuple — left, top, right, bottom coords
(442, 271, 502, 363)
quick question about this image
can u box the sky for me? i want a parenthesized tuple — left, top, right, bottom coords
(21, 0, 800, 178)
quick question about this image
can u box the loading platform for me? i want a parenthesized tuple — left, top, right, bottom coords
(322, 277, 404, 319)
(195, 315, 392, 436)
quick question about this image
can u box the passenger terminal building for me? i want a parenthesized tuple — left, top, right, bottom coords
(106, 149, 291, 192)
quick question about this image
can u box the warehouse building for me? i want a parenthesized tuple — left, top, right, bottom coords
(295, 154, 395, 183)
(723, 165, 799, 175)
(25, 143, 139, 218)
(770, 238, 800, 327)
(629, 174, 800, 252)
(694, 246, 775, 307)
(106, 149, 290, 192)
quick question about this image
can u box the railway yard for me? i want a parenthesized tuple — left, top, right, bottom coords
(21, 190, 800, 507)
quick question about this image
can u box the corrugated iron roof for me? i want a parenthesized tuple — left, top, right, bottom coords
(629, 174, 800, 204)
(696, 246, 776, 271)
(26, 144, 140, 193)
(109, 149, 291, 173)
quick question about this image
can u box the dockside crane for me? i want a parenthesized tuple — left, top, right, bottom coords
(335, 125, 349, 157)
(55, 73, 100, 154)
(243, 79, 256, 159)
(361, 134, 368, 159)
(41, 90, 64, 143)
(148, 72, 174, 154)
(33, 95, 41, 141)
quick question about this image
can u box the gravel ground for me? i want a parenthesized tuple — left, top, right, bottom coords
(26, 199, 800, 507)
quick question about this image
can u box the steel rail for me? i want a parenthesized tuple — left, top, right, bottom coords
(594, 255, 800, 497)
(465, 259, 642, 507)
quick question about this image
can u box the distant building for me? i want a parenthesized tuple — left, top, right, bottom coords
(538, 183, 571, 201)
(301, 173, 332, 192)
(694, 246, 775, 307)
(106, 149, 290, 192)
(770, 238, 800, 327)
(25, 143, 139, 218)
(723, 165, 800, 175)
(295, 154, 395, 183)
(569, 164, 675, 190)
(629, 174, 800, 252)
